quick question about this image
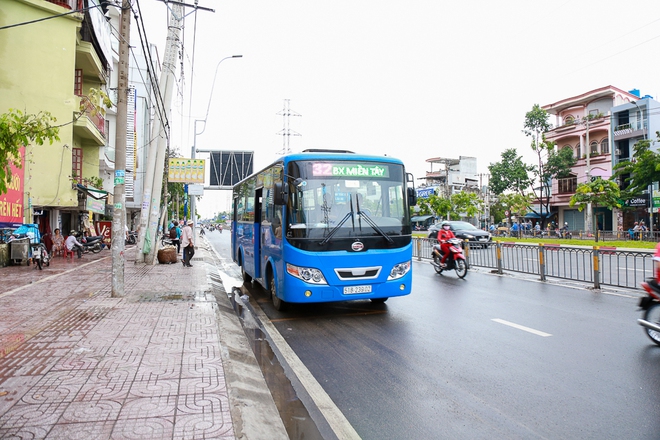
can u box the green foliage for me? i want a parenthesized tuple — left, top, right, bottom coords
(612, 133, 660, 198)
(488, 148, 534, 195)
(0, 109, 60, 194)
(522, 104, 552, 146)
(569, 177, 621, 212)
(498, 192, 533, 219)
(415, 191, 483, 221)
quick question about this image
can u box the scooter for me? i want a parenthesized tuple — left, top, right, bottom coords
(80, 234, 103, 253)
(30, 242, 50, 270)
(126, 231, 137, 245)
(638, 278, 660, 346)
(430, 238, 468, 279)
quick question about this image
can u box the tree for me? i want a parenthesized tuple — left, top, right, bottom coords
(569, 177, 621, 242)
(489, 105, 576, 228)
(450, 191, 483, 220)
(611, 132, 660, 199)
(488, 149, 533, 195)
(0, 109, 60, 194)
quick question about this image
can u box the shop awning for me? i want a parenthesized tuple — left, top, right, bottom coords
(76, 184, 109, 200)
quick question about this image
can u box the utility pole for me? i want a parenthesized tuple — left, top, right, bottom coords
(111, 0, 130, 297)
(135, 3, 182, 264)
(585, 116, 592, 236)
(276, 99, 301, 155)
(135, 1, 214, 264)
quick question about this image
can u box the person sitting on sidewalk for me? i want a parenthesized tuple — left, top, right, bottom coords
(181, 220, 194, 267)
(65, 231, 84, 258)
(52, 228, 65, 256)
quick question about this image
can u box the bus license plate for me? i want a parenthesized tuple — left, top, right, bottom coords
(344, 285, 372, 294)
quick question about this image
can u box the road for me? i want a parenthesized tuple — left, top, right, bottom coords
(206, 230, 660, 439)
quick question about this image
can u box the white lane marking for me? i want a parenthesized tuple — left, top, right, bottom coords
(492, 318, 552, 337)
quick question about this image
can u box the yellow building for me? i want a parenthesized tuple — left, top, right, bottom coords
(0, 0, 108, 232)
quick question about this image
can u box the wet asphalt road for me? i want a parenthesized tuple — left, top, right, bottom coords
(206, 231, 660, 439)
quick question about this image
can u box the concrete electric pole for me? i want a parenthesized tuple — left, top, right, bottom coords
(111, 0, 131, 297)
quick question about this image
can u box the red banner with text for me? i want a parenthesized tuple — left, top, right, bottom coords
(0, 147, 25, 227)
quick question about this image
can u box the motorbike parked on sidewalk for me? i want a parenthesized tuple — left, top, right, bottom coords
(31, 241, 50, 270)
(126, 230, 137, 245)
(638, 278, 660, 346)
(79, 233, 103, 253)
(430, 238, 468, 279)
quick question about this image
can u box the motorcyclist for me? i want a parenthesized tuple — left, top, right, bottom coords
(437, 221, 456, 268)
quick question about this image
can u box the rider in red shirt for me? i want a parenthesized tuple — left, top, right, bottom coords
(438, 221, 455, 267)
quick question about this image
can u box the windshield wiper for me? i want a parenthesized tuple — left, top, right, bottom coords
(320, 211, 353, 245)
(357, 209, 393, 243)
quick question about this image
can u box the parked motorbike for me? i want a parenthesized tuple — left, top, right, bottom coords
(161, 233, 174, 247)
(30, 242, 50, 270)
(430, 238, 468, 278)
(80, 234, 103, 253)
(126, 230, 137, 245)
(638, 278, 660, 346)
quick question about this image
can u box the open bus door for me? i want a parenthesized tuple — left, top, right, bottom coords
(253, 187, 263, 280)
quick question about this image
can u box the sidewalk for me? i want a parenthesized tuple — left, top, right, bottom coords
(0, 241, 287, 439)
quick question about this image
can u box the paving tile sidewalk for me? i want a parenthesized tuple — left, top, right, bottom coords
(0, 243, 287, 439)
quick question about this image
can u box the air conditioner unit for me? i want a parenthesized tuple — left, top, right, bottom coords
(615, 149, 621, 155)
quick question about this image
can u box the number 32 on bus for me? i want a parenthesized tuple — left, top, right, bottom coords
(231, 149, 418, 310)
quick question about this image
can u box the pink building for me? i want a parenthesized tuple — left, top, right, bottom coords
(542, 86, 639, 231)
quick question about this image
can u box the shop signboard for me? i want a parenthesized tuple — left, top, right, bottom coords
(0, 147, 24, 227)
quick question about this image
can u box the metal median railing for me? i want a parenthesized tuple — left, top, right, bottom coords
(413, 238, 654, 290)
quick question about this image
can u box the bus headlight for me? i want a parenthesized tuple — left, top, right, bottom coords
(388, 260, 411, 280)
(286, 263, 328, 285)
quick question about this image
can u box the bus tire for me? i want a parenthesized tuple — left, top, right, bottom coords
(370, 297, 388, 304)
(270, 276, 286, 311)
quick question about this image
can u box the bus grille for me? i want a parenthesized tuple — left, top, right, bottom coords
(334, 266, 381, 280)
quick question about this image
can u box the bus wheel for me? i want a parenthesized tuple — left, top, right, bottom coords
(370, 297, 388, 304)
(270, 276, 286, 311)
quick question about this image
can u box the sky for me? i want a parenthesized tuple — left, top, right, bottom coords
(136, 0, 660, 219)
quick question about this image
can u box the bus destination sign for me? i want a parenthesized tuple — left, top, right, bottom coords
(312, 163, 389, 178)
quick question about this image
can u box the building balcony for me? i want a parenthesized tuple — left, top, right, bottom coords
(73, 95, 105, 146)
(45, 0, 81, 9)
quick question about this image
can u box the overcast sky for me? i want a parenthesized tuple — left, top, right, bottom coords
(137, 0, 660, 219)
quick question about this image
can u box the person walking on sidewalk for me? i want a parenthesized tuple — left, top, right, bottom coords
(181, 220, 195, 267)
(170, 220, 181, 254)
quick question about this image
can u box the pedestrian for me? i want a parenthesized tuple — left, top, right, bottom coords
(181, 220, 194, 267)
(169, 220, 180, 253)
(633, 222, 640, 240)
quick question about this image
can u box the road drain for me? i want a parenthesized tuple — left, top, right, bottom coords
(228, 287, 325, 440)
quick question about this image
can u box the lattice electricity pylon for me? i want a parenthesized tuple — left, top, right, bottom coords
(276, 98, 301, 155)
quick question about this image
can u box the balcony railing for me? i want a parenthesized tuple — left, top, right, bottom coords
(79, 95, 105, 137)
(45, 0, 81, 9)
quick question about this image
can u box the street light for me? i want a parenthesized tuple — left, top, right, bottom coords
(190, 55, 242, 229)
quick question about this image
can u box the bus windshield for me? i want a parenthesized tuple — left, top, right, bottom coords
(285, 160, 411, 241)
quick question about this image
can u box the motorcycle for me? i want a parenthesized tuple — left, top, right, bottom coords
(638, 278, 660, 346)
(126, 230, 137, 245)
(80, 234, 103, 253)
(30, 242, 50, 270)
(430, 238, 468, 279)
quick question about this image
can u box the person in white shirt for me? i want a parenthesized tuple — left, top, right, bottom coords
(180, 220, 194, 267)
(65, 231, 84, 258)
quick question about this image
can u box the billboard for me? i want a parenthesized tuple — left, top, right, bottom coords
(168, 158, 205, 183)
(209, 151, 254, 187)
(0, 147, 25, 227)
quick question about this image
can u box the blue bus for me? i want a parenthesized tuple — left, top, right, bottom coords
(231, 149, 417, 310)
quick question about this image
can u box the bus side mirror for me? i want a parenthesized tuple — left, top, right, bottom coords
(408, 187, 417, 207)
(274, 182, 286, 205)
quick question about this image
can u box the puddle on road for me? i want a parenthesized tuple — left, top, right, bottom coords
(228, 288, 325, 440)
